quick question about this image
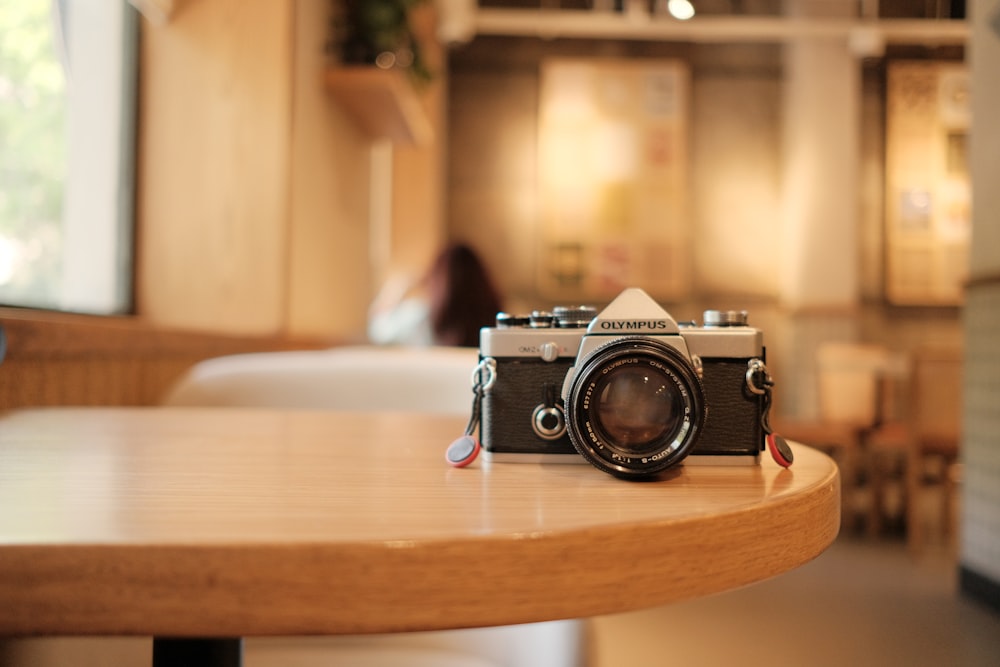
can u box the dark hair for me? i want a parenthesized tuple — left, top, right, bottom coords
(426, 244, 502, 347)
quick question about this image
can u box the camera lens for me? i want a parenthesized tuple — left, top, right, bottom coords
(565, 340, 705, 478)
(593, 366, 684, 452)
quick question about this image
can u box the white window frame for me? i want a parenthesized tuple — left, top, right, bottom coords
(58, 0, 138, 314)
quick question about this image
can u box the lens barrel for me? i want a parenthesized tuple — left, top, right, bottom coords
(564, 339, 705, 478)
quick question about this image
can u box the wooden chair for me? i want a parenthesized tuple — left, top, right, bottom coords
(865, 347, 963, 551)
(774, 342, 900, 528)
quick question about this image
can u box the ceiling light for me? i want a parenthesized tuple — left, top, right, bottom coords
(666, 0, 695, 21)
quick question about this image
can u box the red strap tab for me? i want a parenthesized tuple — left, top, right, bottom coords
(446, 435, 481, 468)
(767, 433, 794, 468)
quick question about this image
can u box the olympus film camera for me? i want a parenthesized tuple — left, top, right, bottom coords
(478, 288, 771, 479)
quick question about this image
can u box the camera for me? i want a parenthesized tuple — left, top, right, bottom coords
(478, 288, 770, 479)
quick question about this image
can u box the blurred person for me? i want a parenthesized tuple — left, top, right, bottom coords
(368, 243, 502, 348)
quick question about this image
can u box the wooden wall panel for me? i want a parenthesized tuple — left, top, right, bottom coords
(137, 0, 294, 336)
(136, 0, 446, 340)
(387, 3, 447, 277)
(285, 0, 374, 338)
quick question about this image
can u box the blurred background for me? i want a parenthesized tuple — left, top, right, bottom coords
(1, 0, 999, 664)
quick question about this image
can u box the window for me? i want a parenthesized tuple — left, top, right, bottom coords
(0, 0, 138, 314)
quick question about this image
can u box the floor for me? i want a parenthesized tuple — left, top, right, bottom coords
(589, 533, 1000, 667)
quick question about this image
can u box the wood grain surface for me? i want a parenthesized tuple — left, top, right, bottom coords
(0, 408, 839, 637)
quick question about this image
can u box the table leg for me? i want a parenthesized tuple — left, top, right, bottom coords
(152, 638, 243, 667)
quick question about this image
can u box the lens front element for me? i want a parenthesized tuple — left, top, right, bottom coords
(566, 340, 705, 478)
(593, 365, 687, 455)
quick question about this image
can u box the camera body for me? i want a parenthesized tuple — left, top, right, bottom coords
(479, 288, 768, 478)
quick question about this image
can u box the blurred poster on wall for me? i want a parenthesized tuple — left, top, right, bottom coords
(537, 58, 690, 302)
(886, 61, 970, 306)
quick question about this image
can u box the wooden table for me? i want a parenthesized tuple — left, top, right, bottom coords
(0, 407, 840, 665)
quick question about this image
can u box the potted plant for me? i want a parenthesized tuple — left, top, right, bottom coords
(335, 0, 432, 85)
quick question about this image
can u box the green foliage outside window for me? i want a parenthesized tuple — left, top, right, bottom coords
(0, 0, 66, 307)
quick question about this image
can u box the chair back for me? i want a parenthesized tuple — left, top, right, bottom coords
(909, 346, 963, 449)
(816, 342, 900, 428)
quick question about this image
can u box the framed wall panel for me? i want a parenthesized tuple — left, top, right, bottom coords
(885, 60, 970, 306)
(538, 58, 690, 302)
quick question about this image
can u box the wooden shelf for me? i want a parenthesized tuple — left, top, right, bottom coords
(325, 66, 433, 145)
